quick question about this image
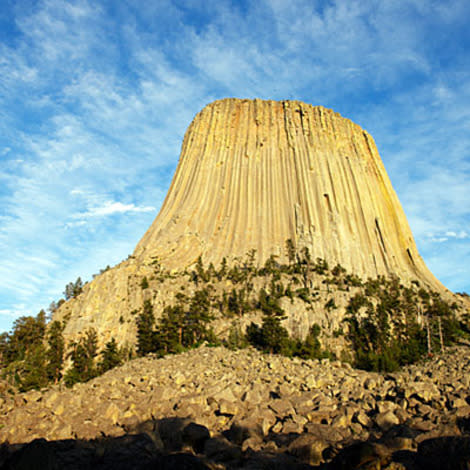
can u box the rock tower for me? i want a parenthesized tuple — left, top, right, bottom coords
(135, 98, 440, 285)
(54, 98, 447, 346)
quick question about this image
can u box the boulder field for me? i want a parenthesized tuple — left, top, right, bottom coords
(1, 345, 470, 469)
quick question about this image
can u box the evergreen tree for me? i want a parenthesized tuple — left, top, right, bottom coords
(65, 342, 89, 386)
(207, 262, 217, 280)
(83, 328, 98, 361)
(98, 338, 122, 373)
(246, 288, 290, 354)
(288, 324, 336, 360)
(184, 289, 213, 346)
(155, 304, 185, 354)
(258, 288, 284, 316)
(226, 322, 248, 350)
(0, 311, 48, 389)
(17, 343, 48, 392)
(140, 276, 149, 289)
(48, 301, 58, 315)
(190, 256, 207, 285)
(313, 258, 328, 275)
(259, 314, 289, 354)
(64, 282, 73, 300)
(218, 257, 228, 280)
(3, 311, 46, 364)
(46, 321, 64, 383)
(227, 289, 243, 316)
(244, 249, 257, 275)
(228, 264, 245, 283)
(136, 300, 156, 356)
(261, 255, 280, 277)
(0, 332, 9, 368)
(285, 239, 296, 267)
(64, 328, 98, 386)
(64, 277, 84, 300)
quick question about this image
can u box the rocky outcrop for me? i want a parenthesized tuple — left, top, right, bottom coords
(136, 99, 439, 285)
(53, 98, 451, 348)
(1, 345, 470, 468)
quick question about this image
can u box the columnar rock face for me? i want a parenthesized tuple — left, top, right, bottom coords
(53, 98, 447, 347)
(135, 98, 440, 287)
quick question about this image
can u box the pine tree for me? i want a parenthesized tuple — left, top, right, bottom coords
(46, 321, 64, 383)
(65, 342, 89, 386)
(18, 343, 48, 392)
(98, 338, 122, 373)
(228, 289, 241, 316)
(285, 239, 296, 267)
(9, 311, 47, 362)
(140, 276, 149, 289)
(155, 304, 185, 354)
(184, 289, 213, 346)
(191, 256, 207, 285)
(0, 333, 9, 368)
(218, 257, 228, 280)
(226, 322, 247, 350)
(64, 277, 84, 300)
(247, 288, 289, 354)
(259, 314, 289, 354)
(136, 300, 156, 356)
(64, 328, 98, 386)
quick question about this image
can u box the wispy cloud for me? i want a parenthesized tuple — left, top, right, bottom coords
(73, 201, 156, 219)
(445, 231, 469, 239)
(426, 231, 469, 243)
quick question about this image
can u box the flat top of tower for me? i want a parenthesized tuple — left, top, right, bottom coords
(192, 97, 366, 138)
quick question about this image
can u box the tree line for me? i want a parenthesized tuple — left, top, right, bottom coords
(0, 311, 125, 391)
(2, 240, 467, 391)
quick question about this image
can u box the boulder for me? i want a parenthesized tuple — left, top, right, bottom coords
(182, 422, 210, 454)
(375, 410, 400, 431)
(288, 433, 329, 466)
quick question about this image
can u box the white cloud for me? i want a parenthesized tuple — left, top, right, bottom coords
(16, 0, 102, 64)
(426, 231, 469, 243)
(70, 189, 85, 195)
(65, 220, 87, 229)
(445, 231, 469, 239)
(430, 237, 448, 243)
(74, 201, 156, 218)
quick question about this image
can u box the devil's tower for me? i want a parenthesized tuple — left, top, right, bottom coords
(54, 98, 448, 346)
(134, 98, 439, 286)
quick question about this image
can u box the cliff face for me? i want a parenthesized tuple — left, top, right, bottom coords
(53, 98, 447, 347)
(135, 98, 439, 286)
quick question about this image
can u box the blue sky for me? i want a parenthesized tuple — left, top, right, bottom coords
(1, 0, 469, 332)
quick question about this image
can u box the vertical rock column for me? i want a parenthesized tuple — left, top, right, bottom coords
(133, 98, 442, 290)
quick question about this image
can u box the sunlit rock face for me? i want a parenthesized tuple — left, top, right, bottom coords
(54, 98, 447, 347)
(134, 98, 441, 287)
